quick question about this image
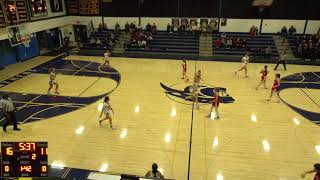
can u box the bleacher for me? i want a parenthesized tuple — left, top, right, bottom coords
(81, 30, 121, 51)
(125, 31, 199, 55)
(212, 33, 279, 57)
(287, 35, 299, 56)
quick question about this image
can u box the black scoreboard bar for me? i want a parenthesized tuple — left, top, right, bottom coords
(1, 142, 48, 178)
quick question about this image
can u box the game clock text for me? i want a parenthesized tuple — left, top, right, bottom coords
(1, 142, 48, 177)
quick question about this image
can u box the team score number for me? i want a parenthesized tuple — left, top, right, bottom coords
(20, 165, 32, 172)
(41, 165, 47, 172)
(41, 147, 48, 155)
(4, 165, 10, 172)
(19, 142, 36, 151)
(6, 147, 13, 155)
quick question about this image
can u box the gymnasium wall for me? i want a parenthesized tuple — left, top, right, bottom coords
(219, 19, 260, 33)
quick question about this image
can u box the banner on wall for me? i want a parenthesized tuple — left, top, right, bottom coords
(221, 18, 227, 26)
(50, 0, 63, 12)
(172, 18, 179, 28)
(0, 2, 6, 28)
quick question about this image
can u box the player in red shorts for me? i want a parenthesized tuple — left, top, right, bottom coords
(267, 73, 281, 102)
(206, 87, 220, 119)
(256, 65, 269, 90)
(181, 60, 189, 81)
(301, 163, 320, 180)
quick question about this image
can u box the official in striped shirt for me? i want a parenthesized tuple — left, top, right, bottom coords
(0, 94, 20, 132)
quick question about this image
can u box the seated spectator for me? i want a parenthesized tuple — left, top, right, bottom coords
(250, 26, 258, 36)
(226, 38, 233, 48)
(137, 23, 142, 31)
(115, 22, 120, 32)
(167, 23, 171, 32)
(265, 46, 272, 58)
(102, 23, 108, 31)
(145, 163, 164, 179)
(151, 23, 157, 34)
(146, 23, 151, 32)
(96, 38, 102, 47)
(90, 37, 96, 45)
(125, 22, 130, 33)
(130, 22, 136, 32)
(191, 23, 197, 35)
(214, 38, 221, 48)
(281, 26, 288, 38)
(98, 23, 103, 32)
(288, 26, 296, 36)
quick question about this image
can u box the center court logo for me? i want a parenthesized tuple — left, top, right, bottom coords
(160, 82, 235, 105)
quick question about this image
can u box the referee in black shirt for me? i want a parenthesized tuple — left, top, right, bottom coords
(0, 94, 21, 132)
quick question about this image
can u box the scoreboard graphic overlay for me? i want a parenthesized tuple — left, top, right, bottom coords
(1, 142, 48, 177)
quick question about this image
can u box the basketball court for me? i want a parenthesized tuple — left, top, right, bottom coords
(1, 55, 319, 180)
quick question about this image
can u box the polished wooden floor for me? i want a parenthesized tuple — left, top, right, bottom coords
(1, 55, 320, 180)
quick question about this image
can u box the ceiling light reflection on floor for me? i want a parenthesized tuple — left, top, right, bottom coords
(216, 173, 224, 180)
(262, 140, 271, 152)
(75, 126, 85, 135)
(293, 117, 300, 125)
(99, 163, 109, 172)
(213, 136, 219, 149)
(171, 107, 176, 117)
(135, 105, 140, 113)
(120, 129, 128, 139)
(315, 145, 320, 154)
(165, 133, 171, 143)
(97, 103, 103, 112)
(251, 114, 257, 122)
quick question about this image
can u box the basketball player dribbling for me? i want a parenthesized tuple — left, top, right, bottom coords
(99, 96, 114, 129)
(235, 53, 250, 77)
(267, 73, 281, 103)
(206, 87, 220, 119)
(185, 81, 200, 109)
(48, 68, 60, 95)
(102, 51, 110, 67)
(181, 60, 189, 82)
(256, 65, 269, 90)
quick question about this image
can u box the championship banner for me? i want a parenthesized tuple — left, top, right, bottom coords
(29, 0, 48, 17)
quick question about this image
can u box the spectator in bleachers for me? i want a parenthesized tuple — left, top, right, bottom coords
(90, 37, 96, 45)
(265, 46, 272, 58)
(146, 23, 151, 32)
(145, 163, 164, 179)
(137, 23, 142, 31)
(151, 23, 157, 34)
(281, 26, 288, 38)
(220, 33, 227, 47)
(125, 22, 130, 33)
(226, 38, 233, 49)
(191, 22, 197, 35)
(214, 38, 221, 48)
(115, 22, 120, 32)
(130, 22, 136, 32)
(102, 23, 108, 31)
(249, 26, 258, 36)
(167, 23, 171, 33)
(288, 26, 296, 36)
(98, 23, 103, 32)
(96, 38, 102, 47)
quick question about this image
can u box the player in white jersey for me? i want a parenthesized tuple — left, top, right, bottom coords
(102, 51, 110, 67)
(235, 53, 250, 77)
(99, 96, 114, 129)
(47, 68, 60, 95)
(185, 81, 200, 109)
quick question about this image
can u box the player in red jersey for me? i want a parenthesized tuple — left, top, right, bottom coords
(206, 88, 220, 119)
(301, 163, 320, 180)
(267, 73, 281, 102)
(181, 60, 189, 81)
(256, 65, 269, 90)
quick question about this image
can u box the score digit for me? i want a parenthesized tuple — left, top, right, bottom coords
(6, 147, 13, 155)
(41, 165, 47, 172)
(41, 148, 48, 155)
(4, 165, 10, 172)
(32, 153, 36, 160)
